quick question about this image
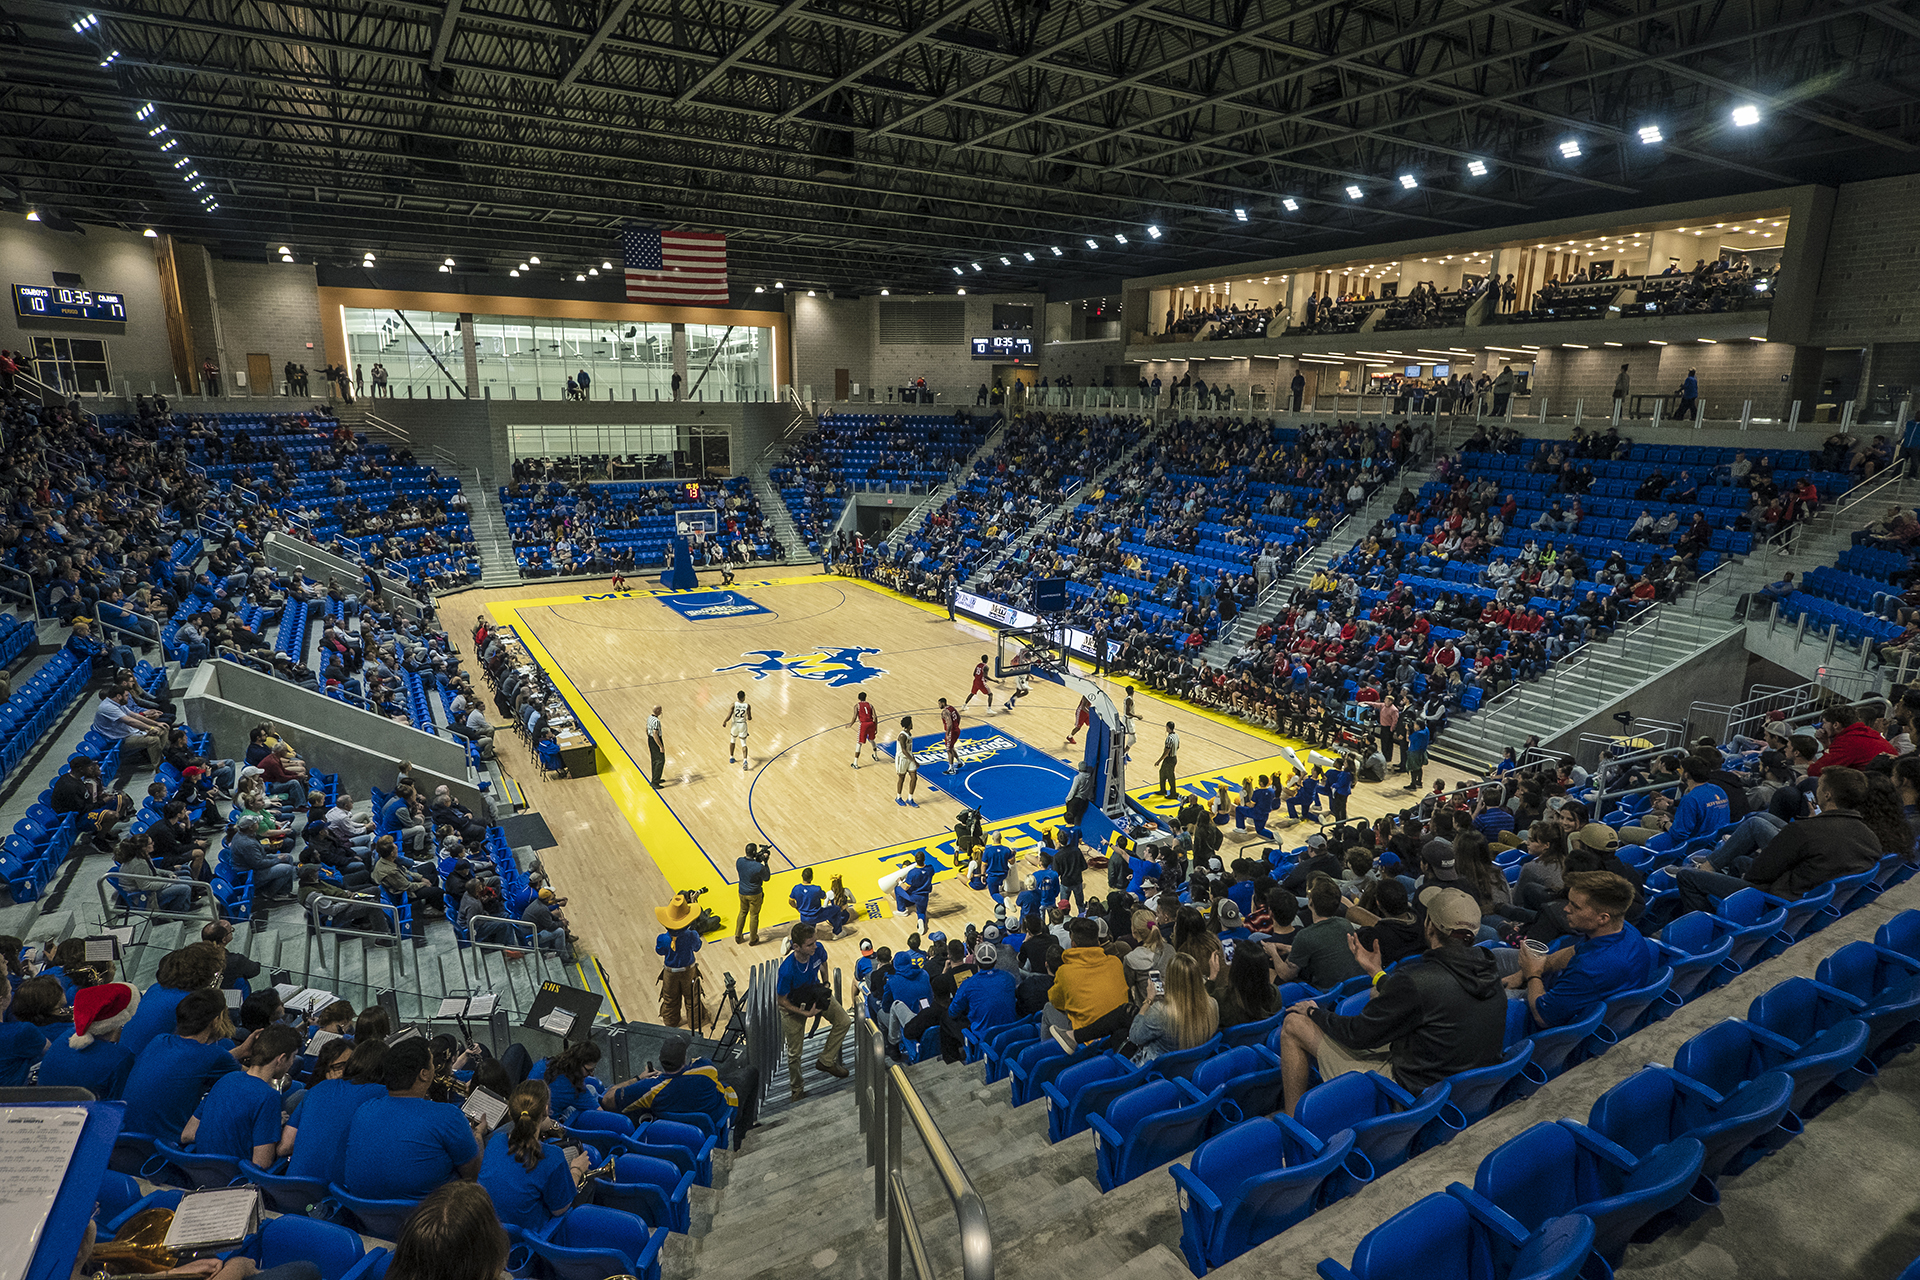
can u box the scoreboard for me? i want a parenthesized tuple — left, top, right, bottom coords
(13, 284, 127, 322)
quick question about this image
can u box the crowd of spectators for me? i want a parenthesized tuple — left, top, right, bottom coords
(502, 476, 777, 577)
(1164, 302, 1276, 341)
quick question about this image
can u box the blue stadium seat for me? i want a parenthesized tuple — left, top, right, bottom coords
(1316, 1186, 1597, 1280)
(1473, 1122, 1704, 1267)
(1088, 1078, 1224, 1191)
(1172, 1114, 1364, 1274)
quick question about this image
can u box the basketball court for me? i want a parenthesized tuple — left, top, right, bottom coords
(461, 570, 1418, 1016)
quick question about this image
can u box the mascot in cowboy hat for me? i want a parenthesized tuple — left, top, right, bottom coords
(654, 891, 709, 1030)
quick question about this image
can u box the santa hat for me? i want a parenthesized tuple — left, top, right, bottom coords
(70, 983, 138, 1050)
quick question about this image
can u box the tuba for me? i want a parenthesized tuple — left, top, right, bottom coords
(85, 1207, 179, 1274)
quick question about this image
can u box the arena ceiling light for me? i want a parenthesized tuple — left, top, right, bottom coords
(143, 228, 157, 238)
(1232, 209, 1247, 221)
(1114, 234, 1129, 244)
(753, 285, 764, 293)
(879, 289, 890, 296)
(601, 261, 612, 270)
(136, 103, 156, 120)
(1398, 174, 1418, 189)
(1147, 226, 1162, 239)
(1603, 341, 1622, 347)
(1345, 185, 1363, 199)
(1731, 105, 1762, 127)
(1466, 160, 1488, 176)
(956, 287, 966, 295)
(1022, 251, 1035, 261)
(970, 262, 982, 271)
(1282, 198, 1299, 212)
(774, 281, 784, 289)
(71, 12, 98, 31)
(575, 273, 585, 280)
(160, 139, 178, 151)
(1085, 238, 1099, 249)
(439, 264, 451, 273)
(999, 256, 1010, 265)
(952, 266, 964, 275)
(1559, 139, 1582, 158)
(1050, 246, 1063, 256)
(509, 268, 520, 277)
(1638, 125, 1664, 144)
(528, 256, 540, 265)
(280, 252, 293, 262)
(1649, 339, 1668, 345)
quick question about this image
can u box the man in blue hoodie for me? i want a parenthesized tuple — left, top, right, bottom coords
(883, 951, 934, 1049)
(944, 943, 1018, 1044)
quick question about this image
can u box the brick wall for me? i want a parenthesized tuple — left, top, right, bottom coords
(209, 260, 324, 393)
(1, 218, 179, 392)
(1809, 175, 1920, 345)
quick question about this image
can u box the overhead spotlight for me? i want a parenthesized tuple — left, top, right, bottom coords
(147, 124, 166, 137)
(588, 267, 599, 275)
(971, 262, 982, 271)
(601, 261, 612, 270)
(438, 264, 449, 273)
(1398, 174, 1417, 189)
(1050, 246, 1063, 256)
(957, 287, 966, 295)
(879, 288, 890, 296)
(1282, 198, 1299, 212)
(528, 255, 540, 264)
(806, 290, 815, 296)
(444, 257, 455, 266)
(1085, 238, 1098, 249)
(25, 210, 40, 222)
(1559, 139, 1582, 158)
(1638, 125, 1664, 144)
(98, 50, 118, 66)
(280, 254, 293, 263)
(953, 266, 964, 275)
(136, 103, 155, 120)
(1114, 234, 1128, 244)
(160, 139, 177, 150)
(172, 158, 188, 169)
(509, 268, 520, 277)
(753, 285, 765, 293)
(278, 245, 290, 254)
(518, 262, 528, 271)
(1233, 208, 1247, 222)
(775, 281, 784, 289)
(1022, 251, 1035, 261)
(143, 228, 157, 238)
(1147, 225, 1162, 239)
(1000, 257, 1010, 265)
(1345, 185, 1363, 199)
(575, 273, 585, 281)
(71, 13, 98, 31)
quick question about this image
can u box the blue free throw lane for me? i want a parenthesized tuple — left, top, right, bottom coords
(888, 727, 1078, 822)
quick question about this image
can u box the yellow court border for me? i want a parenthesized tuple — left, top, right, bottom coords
(489, 576, 1318, 920)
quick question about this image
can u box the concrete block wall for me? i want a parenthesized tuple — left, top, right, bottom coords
(1809, 174, 1920, 346)
(0, 217, 179, 392)
(209, 260, 325, 392)
(789, 292, 1050, 403)
(1531, 342, 1797, 421)
(788, 295, 873, 399)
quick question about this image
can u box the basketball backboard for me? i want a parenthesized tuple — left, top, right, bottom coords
(675, 507, 719, 537)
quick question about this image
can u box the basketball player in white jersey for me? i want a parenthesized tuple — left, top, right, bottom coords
(894, 716, 919, 806)
(721, 689, 752, 770)
(1005, 646, 1032, 712)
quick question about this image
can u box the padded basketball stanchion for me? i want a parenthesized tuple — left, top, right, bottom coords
(660, 535, 699, 590)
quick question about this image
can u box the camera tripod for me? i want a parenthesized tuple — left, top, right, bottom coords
(705, 971, 747, 1063)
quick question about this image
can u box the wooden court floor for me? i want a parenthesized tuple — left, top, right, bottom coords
(453, 572, 1431, 1022)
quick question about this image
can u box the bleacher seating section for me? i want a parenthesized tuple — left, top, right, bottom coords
(501, 476, 765, 576)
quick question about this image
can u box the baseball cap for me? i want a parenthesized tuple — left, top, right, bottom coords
(1422, 844, 1459, 881)
(859, 938, 874, 956)
(1208, 857, 1223, 872)
(241, 766, 264, 778)
(981, 924, 1002, 943)
(1419, 886, 1481, 935)
(1217, 899, 1244, 927)
(1571, 822, 1620, 852)
(928, 931, 947, 945)
(973, 943, 997, 966)
(1546, 796, 1568, 811)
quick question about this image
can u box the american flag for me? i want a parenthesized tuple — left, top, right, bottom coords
(622, 225, 729, 304)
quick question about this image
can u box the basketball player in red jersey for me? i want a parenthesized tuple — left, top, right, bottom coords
(1066, 694, 1091, 745)
(964, 654, 995, 708)
(850, 691, 879, 768)
(938, 697, 963, 771)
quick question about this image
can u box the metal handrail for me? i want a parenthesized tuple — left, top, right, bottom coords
(882, 1053, 991, 1280)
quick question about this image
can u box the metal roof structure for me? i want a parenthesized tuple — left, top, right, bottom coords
(3, 0, 1917, 293)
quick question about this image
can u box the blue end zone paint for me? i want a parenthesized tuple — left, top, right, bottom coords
(658, 590, 772, 621)
(888, 726, 1078, 822)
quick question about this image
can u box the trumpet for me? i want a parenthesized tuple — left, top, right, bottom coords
(86, 1207, 179, 1274)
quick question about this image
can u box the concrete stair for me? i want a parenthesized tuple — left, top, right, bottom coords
(467, 483, 520, 587)
(744, 460, 816, 566)
(962, 430, 1162, 591)
(671, 1050, 1189, 1280)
